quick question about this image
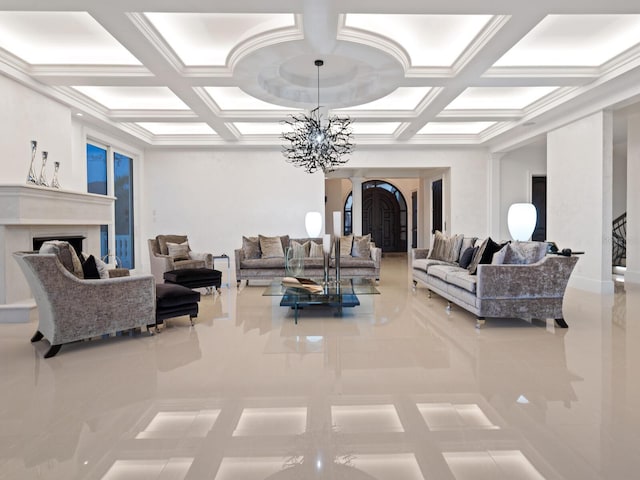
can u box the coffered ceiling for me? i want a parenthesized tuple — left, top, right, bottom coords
(1, 0, 640, 151)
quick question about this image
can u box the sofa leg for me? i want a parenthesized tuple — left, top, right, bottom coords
(475, 317, 485, 329)
(31, 330, 44, 343)
(427, 290, 432, 298)
(236, 280, 241, 289)
(446, 302, 451, 311)
(189, 314, 197, 326)
(555, 318, 569, 328)
(44, 344, 62, 358)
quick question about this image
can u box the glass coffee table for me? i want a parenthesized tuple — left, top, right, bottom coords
(262, 277, 380, 323)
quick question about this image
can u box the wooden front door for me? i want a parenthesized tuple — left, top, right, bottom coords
(363, 187, 402, 252)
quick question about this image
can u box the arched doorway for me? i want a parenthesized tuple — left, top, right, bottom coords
(344, 180, 408, 252)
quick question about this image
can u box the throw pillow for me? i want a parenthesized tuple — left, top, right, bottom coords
(351, 234, 371, 258)
(290, 240, 311, 257)
(94, 255, 110, 279)
(491, 244, 509, 265)
(39, 240, 84, 278)
(503, 243, 528, 264)
(467, 239, 486, 275)
(242, 236, 261, 259)
(428, 231, 448, 261)
(459, 237, 477, 255)
(259, 235, 285, 258)
(341, 235, 354, 256)
(468, 237, 503, 275)
(449, 234, 465, 263)
(157, 234, 188, 255)
(309, 241, 324, 258)
(167, 241, 190, 261)
(81, 254, 101, 279)
(458, 246, 476, 269)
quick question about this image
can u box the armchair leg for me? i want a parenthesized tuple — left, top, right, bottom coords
(555, 318, 569, 328)
(475, 317, 485, 329)
(31, 330, 44, 342)
(189, 314, 197, 326)
(44, 344, 61, 358)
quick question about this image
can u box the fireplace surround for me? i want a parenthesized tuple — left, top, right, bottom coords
(0, 184, 115, 322)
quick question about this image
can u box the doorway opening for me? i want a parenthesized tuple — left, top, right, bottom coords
(344, 180, 408, 252)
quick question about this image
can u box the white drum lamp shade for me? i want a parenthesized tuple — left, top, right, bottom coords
(305, 211, 323, 237)
(507, 203, 537, 241)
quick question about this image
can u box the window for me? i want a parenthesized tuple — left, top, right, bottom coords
(87, 144, 108, 257)
(86, 142, 135, 269)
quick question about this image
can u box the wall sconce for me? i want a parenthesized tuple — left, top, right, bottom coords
(507, 203, 537, 241)
(305, 211, 323, 237)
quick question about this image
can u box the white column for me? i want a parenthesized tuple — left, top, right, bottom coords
(625, 114, 640, 283)
(547, 111, 614, 294)
(351, 177, 363, 236)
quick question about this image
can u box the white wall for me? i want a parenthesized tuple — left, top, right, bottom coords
(499, 145, 547, 241)
(342, 148, 490, 238)
(626, 114, 640, 283)
(0, 75, 73, 185)
(547, 111, 614, 294)
(141, 149, 326, 277)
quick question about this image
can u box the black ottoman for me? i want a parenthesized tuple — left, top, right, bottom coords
(164, 267, 222, 291)
(155, 283, 201, 328)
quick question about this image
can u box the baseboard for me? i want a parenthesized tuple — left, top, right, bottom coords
(0, 301, 36, 323)
(623, 269, 640, 284)
(567, 275, 615, 294)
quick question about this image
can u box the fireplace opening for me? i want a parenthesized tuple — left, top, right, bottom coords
(33, 236, 85, 256)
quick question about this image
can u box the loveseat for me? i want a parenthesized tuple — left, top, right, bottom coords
(234, 234, 381, 286)
(411, 233, 578, 328)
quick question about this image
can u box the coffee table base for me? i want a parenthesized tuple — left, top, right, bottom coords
(279, 293, 360, 323)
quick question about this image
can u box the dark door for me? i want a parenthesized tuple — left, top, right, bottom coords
(411, 191, 418, 248)
(363, 188, 402, 252)
(531, 176, 547, 241)
(432, 179, 443, 233)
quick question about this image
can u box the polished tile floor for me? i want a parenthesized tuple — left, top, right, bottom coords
(1, 256, 640, 480)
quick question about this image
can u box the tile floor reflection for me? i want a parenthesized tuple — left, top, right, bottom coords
(1, 256, 640, 479)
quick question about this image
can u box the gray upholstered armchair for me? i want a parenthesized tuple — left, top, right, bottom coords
(14, 252, 155, 358)
(147, 235, 213, 284)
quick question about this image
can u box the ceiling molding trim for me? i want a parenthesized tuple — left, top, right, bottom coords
(483, 66, 599, 79)
(336, 25, 411, 73)
(227, 23, 304, 72)
(126, 12, 185, 73)
(108, 110, 198, 121)
(451, 15, 511, 74)
(436, 109, 521, 120)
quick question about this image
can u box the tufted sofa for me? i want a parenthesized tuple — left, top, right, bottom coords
(411, 237, 578, 328)
(235, 234, 381, 286)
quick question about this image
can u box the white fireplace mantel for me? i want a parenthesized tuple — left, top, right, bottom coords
(0, 183, 115, 226)
(1, 184, 115, 323)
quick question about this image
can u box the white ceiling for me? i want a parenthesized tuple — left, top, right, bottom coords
(1, 1, 640, 151)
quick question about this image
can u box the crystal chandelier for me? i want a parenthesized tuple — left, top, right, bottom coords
(281, 60, 354, 174)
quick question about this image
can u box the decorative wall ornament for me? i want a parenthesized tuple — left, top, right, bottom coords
(51, 161, 61, 189)
(37, 151, 49, 187)
(281, 60, 354, 174)
(27, 140, 38, 184)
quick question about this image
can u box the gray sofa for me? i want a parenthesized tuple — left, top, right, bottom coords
(235, 235, 381, 286)
(411, 240, 578, 328)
